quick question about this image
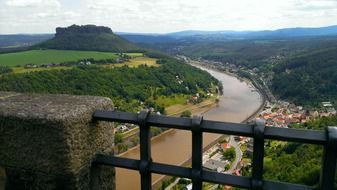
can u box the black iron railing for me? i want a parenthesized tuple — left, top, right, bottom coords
(92, 110, 337, 190)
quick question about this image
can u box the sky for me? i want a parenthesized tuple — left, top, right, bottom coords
(1, 0, 337, 34)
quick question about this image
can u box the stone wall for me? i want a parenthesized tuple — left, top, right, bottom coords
(0, 92, 115, 190)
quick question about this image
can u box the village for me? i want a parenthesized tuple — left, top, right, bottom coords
(259, 101, 336, 128)
(191, 99, 337, 189)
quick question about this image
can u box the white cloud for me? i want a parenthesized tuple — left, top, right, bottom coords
(5, 0, 61, 8)
(0, 0, 337, 34)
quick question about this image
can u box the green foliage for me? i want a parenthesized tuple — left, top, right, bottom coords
(222, 147, 235, 161)
(116, 143, 128, 153)
(264, 115, 337, 188)
(0, 66, 12, 74)
(0, 50, 127, 67)
(150, 127, 165, 137)
(159, 37, 337, 106)
(272, 47, 337, 105)
(180, 110, 192, 118)
(0, 58, 217, 112)
(114, 132, 123, 144)
(35, 25, 138, 52)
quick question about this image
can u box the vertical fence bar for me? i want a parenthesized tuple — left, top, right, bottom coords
(319, 126, 337, 190)
(138, 110, 151, 190)
(191, 116, 203, 190)
(251, 119, 265, 190)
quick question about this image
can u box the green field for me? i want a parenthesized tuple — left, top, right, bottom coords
(9, 57, 158, 74)
(0, 50, 143, 67)
(102, 57, 159, 68)
(154, 94, 188, 107)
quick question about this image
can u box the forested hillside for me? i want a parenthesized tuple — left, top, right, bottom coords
(272, 47, 337, 105)
(0, 34, 53, 48)
(0, 58, 218, 112)
(148, 37, 337, 106)
(35, 25, 138, 52)
(264, 115, 337, 188)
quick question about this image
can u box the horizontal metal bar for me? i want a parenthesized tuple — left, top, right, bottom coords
(95, 155, 314, 190)
(148, 115, 192, 130)
(263, 180, 314, 190)
(202, 120, 253, 136)
(94, 154, 191, 178)
(93, 110, 328, 144)
(94, 154, 140, 171)
(202, 170, 251, 188)
(150, 162, 191, 178)
(93, 110, 139, 124)
(264, 127, 326, 145)
(204, 170, 314, 190)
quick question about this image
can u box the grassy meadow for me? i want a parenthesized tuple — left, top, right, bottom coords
(102, 56, 158, 68)
(10, 57, 159, 74)
(0, 50, 143, 67)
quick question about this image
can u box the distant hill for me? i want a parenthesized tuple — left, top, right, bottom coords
(272, 46, 337, 105)
(120, 25, 337, 43)
(0, 34, 53, 48)
(239, 25, 337, 39)
(35, 25, 138, 52)
(116, 34, 175, 44)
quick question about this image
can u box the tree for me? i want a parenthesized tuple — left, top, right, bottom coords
(115, 132, 123, 144)
(222, 147, 235, 161)
(0, 66, 12, 74)
(180, 110, 192, 118)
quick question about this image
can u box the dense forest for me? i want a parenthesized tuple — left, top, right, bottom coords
(147, 37, 337, 106)
(35, 25, 138, 52)
(263, 115, 337, 188)
(147, 37, 337, 68)
(0, 58, 218, 112)
(272, 47, 337, 105)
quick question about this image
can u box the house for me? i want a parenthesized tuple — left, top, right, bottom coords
(322, 102, 333, 107)
(24, 64, 38, 68)
(203, 159, 227, 173)
(222, 143, 231, 151)
(117, 124, 128, 132)
(327, 108, 336, 115)
(186, 184, 192, 190)
(234, 169, 241, 176)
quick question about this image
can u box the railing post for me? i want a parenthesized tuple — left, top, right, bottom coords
(251, 119, 265, 190)
(319, 126, 337, 190)
(191, 115, 203, 190)
(138, 110, 151, 190)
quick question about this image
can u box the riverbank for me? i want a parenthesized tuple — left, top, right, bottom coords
(116, 61, 264, 190)
(188, 60, 267, 122)
(151, 61, 267, 189)
(118, 97, 218, 155)
(166, 97, 218, 116)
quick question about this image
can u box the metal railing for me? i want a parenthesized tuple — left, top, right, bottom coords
(92, 110, 337, 190)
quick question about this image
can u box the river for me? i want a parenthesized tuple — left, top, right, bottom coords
(116, 65, 262, 190)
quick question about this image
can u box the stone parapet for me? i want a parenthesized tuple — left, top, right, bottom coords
(0, 92, 115, 190)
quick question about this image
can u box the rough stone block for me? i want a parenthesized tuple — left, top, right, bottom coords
(0, 92, 115, 190)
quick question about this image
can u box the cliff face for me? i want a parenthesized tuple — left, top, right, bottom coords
(35, 24, 138, 52)
(55, 25, 113, 37)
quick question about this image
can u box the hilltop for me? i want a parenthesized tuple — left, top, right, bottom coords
(35, 25, 138, 52)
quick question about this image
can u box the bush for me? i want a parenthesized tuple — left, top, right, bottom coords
(180, 110, 192, 118)
(0, 66, 12, 74)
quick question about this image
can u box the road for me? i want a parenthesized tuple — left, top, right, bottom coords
(226, 136, 243, 174)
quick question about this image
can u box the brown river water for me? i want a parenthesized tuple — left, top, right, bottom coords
(116, 66, 262, 190)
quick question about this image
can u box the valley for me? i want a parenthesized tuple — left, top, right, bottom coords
(1, 23, 337, 189)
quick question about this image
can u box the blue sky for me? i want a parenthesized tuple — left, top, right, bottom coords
(0, 0, 337, 34)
